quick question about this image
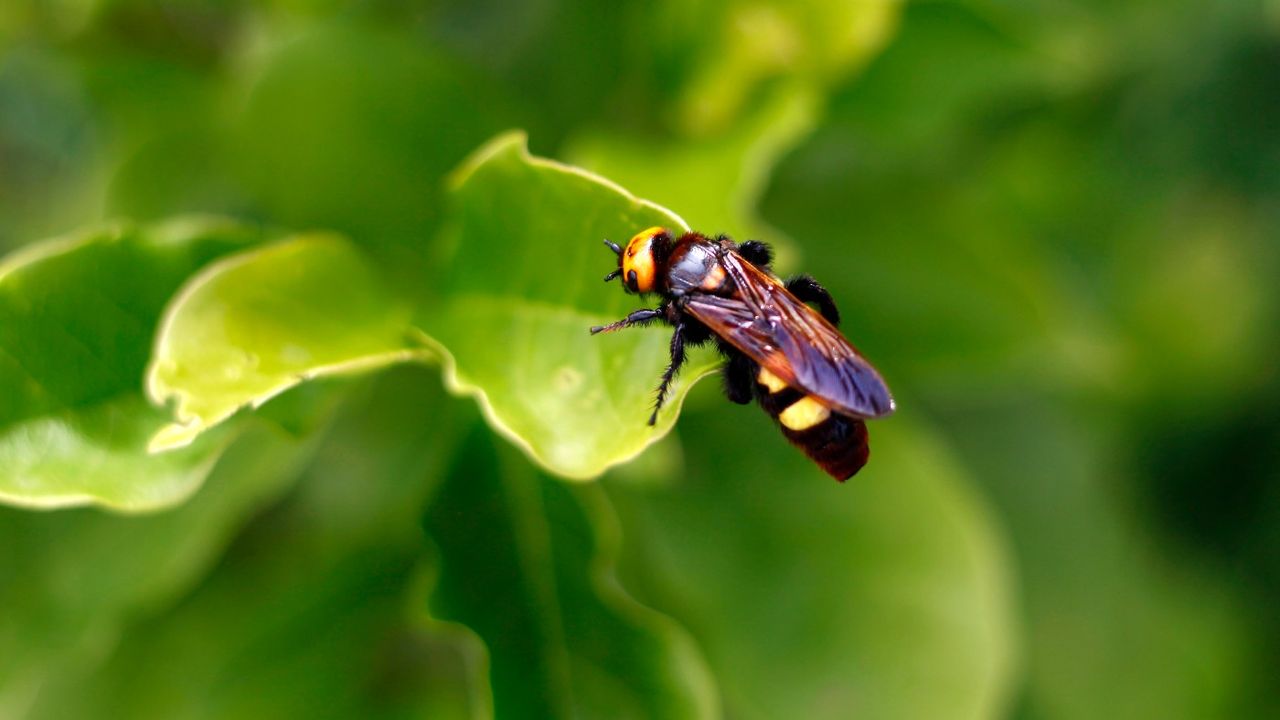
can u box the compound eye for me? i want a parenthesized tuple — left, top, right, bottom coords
(625, 247, 655, 292)
(618, 226, 668, 294)
(621, 230, 663, 293)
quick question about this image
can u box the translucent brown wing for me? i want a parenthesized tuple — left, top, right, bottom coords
(683, 251, 895, 419)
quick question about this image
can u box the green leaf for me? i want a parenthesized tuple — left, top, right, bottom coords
(607, 408, 1017, 719)
(0, 399, 233, 510)
(569, 87, 818, 256)
(230, 19, 512, 272)
(0, 217, 266, 510)
(0, 414, 318, 718)
(26, 553, 464, 720)
(418, 132, 716, 480)
(424, 426, 718, 719)
(146, 233, 422, 451)
(665, 0, 903, 134)
(565, 3, 905, 272)
(23, 368, 481, 720)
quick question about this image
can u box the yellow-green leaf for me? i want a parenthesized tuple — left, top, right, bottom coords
(146, 234, 421, 451)
(0, 218, 267, 510)
(418, 132, 718, 480)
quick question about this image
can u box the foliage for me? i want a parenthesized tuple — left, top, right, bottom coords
(2, 0, 1278, 718)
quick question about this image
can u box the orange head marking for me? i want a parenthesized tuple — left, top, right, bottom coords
(621, 226, 669, 293)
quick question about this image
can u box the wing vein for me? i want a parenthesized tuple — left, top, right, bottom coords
(683, 250, 893, 419)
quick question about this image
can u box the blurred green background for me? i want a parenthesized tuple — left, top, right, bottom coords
(2, 0, 1279, 718)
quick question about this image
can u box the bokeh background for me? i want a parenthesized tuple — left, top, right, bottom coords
(2, 1, 1279, 718)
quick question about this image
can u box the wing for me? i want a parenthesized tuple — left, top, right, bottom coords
(683, 251, 895, 419)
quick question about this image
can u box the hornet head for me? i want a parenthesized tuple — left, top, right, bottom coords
(602, 226, 674, 294)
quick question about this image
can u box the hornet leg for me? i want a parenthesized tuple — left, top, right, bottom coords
(649, 321, 688, 425)
(590, 307, 663, 334)
(786, 275, 841, 326)
(721, 347, 755, 404)
(737, 240, 773, 269)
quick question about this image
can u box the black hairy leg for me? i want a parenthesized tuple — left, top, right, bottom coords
(736, 240, 773, 268)
(590, 301, 712, 424)
(785, 275, 840, 326)
(589, 306, 665, 335)
(649, 320, 688, 425)
(720, 346, 755, 404)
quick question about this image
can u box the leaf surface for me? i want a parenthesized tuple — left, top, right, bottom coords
(0, 414, 318, 717)
(424, 427, 718, 719)
(0, 218, 266, 510)
(21, 370, 475, 720)
(419, 132, 718, 479)
(608, 408, 1018, 720)
(147, 234, 421, 451)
